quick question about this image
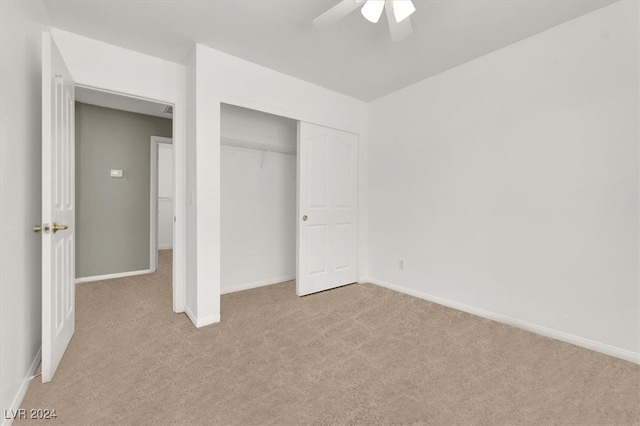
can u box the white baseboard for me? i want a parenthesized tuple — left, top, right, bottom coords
(185, 305, 220, 328)
(2, 347, 41, 426)
(185, 305, 196, 326)
(221, 275, 296, 295)
(75, 269, 152, 284)
(158, 244, 173, 250)
(364, 277, 640, 365)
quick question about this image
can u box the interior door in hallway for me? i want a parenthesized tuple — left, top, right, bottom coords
(40, 31, 75, 383)
(297, 122, 358, 296)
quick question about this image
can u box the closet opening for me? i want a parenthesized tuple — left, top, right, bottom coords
(220, 103, 298, 295)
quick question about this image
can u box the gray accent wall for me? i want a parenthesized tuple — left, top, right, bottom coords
(75, 102, 172, 278)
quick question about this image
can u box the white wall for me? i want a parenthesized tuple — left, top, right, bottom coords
(185, 46, 220, 326)
(221, 104, 297, 293)
(222, 103, 298, 150)
(367, 1, 639, 362)
(51, 29, 188, 313)
(0, 1, 50, 421)
(185, 48, 198, 318)
(188, 44, 369, 326)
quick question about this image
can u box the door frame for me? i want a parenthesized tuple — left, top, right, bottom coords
(150, 136, 173, 271)
(74, 83, 185, 313)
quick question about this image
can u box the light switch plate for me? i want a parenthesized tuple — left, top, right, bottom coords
(110, 169, 124, 178)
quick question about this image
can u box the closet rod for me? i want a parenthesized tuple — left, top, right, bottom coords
(221, 137, 296, 156)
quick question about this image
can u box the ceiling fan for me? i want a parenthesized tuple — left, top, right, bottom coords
(313, 0, 417, 41)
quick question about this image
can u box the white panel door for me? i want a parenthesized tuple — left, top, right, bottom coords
(297, 122, 358, 296)
(41, 32, 75, 383)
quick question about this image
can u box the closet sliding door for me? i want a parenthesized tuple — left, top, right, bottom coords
(297, 122, 358, 296)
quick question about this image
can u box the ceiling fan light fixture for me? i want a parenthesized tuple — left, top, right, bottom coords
(392, 0, 416, 23)
(361, 0, 386, 23)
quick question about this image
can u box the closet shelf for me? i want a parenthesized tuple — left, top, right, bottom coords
(221, 137, 296, 156)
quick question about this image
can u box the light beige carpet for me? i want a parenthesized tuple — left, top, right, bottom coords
(18, 250, 640, 425)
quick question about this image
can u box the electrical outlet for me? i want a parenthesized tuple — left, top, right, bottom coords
(399, 259, 405, 270)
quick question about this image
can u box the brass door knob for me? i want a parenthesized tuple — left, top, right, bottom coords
(51, 223, 68, 233)
(33, 226, 42, 233)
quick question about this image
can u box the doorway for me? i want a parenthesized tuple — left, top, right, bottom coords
(151, 136, 174, 271)
(74, 87, 174, 288)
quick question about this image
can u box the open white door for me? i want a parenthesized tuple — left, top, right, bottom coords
(40, 32, 75, 383)
(297, 122, 358, 296)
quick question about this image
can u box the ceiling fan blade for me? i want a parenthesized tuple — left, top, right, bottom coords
(385, 0, 412, 41)
(313, 0, 364, 28)
(392, 0, 416, 23)
(361, 0, 385, 23)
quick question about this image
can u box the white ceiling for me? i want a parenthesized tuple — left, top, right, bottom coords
(43, 0, 617, 101)
(76, 86, 172, 119)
